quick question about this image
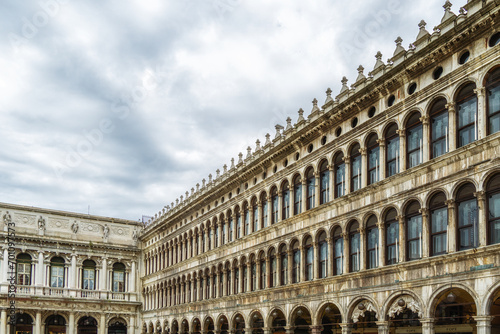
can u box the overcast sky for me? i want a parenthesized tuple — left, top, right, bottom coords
(0, 0, 463, 221)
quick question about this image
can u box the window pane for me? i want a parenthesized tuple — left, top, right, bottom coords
(458, 198, 478, 249)
(458, 98, 477, 147)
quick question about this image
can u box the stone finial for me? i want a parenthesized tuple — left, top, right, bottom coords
(231, 157, 235, 169)
(223, 164, 227, 174)
(416, 20, 430, 41)
(443, 1, 452, 11)
(171, 202, 174, 208)
(459, 7, 466, 15)
(166, 205, 170, 210)
(162, 208, 166, 214)
(297, 108, 305, 122)
(418, 20, 426, 29)
(191, 187, 195, 195)
(395, 36, 403, 46)
(176, 198, 179, 205)
(393, 37, 405, 57)
(238, 152, 243, 164)
(373, 52, 384, 70)
(180, 195, 184, 202)
(202, 178, 206, 187)
(196, 183, 200, 191)
(246, 146, 252, 159)
(311, 98, 320, 113)
(355, 66, 366, 82)
(265, 133, 271, 145)
(285, 117, 293, 130)
(185, 191, 189, 198)
(216, 169, 220, 178)
(441, 0, 456, 23)
(275, 124, 284, 139)
(208, 174, 212, 183)
(325, 88, 333, 104)
(408, 43, 416, 51)
(255, 139, 261, 152)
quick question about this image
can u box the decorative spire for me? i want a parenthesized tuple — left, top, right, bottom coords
(176, 198, 179, 205)
(340, 77, 348, 93)
(311, 98, 320, 113)
(196, 183, 200, 191)
(297, 108, 305, 123)
(180, 195, 183, 202)
(171, 202, 174, 208)
(246, 146, 252, 159)
(416, 20, 430, 41)
(285, 117, 293, 131)
(325, 88, 333, 104)
(393, 36, 405, 57)
(208, 174, 212, 183)
(238, 152, 243, 164)
(275, 124, 284, 139)
(255, 139, 261, 151)
(185, 191, 189, 199)
(231, 157, 235, 169)
(265, 133, 271, 145)
(216, 169, 220, 178)
(441, 1, 456, 23)
(202, 178, 206, 188)
(355, 66, 366, 82)
(223, 164, 227, 174)
(373, 51, 384, 70)
(191, 188, 195, 195)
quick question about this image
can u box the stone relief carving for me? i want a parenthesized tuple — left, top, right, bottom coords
(352, 301, 377, 323)
(111, 225, 129, 237)
(71, 220, 79, 234)
(38, 216, 46, 230)
(3, 211, 11, 225)
(388, 295, 423, 319)
(80, 222, 101, 233)
(103, 224, 110, 239)
(15, 213, 36, 226)
(48, 218, 70, 229)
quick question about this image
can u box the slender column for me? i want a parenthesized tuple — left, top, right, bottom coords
(377, 223, 385, 267)
(0, 310, 6, 334)
(35, 311, 41, 334)
(420, 208, 430, 258)
(287, 250, 293, 284)
(397, 215, 405, 262)
(420, 115, 430, 162)
(100, 256, 108, 291)
(100, 313, 106, 334)
(474, 316, 493, 334)
(474, 88, 487, 139)
(359, 228, 366, 271)
(314, 172, 321, 207)
(313, 241, 319, 280)
(2, 248, 8, 284)
(250, 207, 256, 233)
(310, 326, 322, 334)
(397, 129, 406, 172)
(376, 321, 389, 334)
(246, 263, 252, 292)
(130, 316, 136, 334)
(211, 224, 216, 250)
(278, 194, 283, 222)
(36, 251, 44, 286)
(256, 260, 262, 289)
(343, 233, 349, 274)
(328, 165, 335, 201)
(239, 264, 244, 293)
(299, 246, 306, 282)
(290, 185, 295, 218)
(340, 323, 352, 334)
(421, 318, 434, 334)
(446, 103, 457, 151)
(257, 203, 262, 230)
(232, 213, 238, 241)
(68, 312, 75, 334)
(474, 191, 487, 247)
(378, 139, 386, 180)
(343, 157, 351, 194)
(301, 180, 307, 212)
(130, 261, 136, 293)
(446, 200, 456, 253)
(326, 237, 333, 277)
(360, 148, 368, 188)
(276, 253, 282, 286)
(265, 257, 271, 288)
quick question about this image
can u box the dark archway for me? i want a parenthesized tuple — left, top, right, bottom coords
(46, 315, 66, 334)
(433, 288, 476, 334)
(292, 307, 312, 334)
(319, 304, 341, 334)
(77, 317, 98, 334)
(180, 320, 189, 334)
(218, 316, 229, 334)
(192, 319, 201, 334)
(491, 287, 500, 333)
(109, 318, 127, 334)
(12, 313, 33, 334)
(233, 314, 245, 334)
(204, 317, 214, 334)
(250, 312, 264, 334)
(270, 309, 286, 334)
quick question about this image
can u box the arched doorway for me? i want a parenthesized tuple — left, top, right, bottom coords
(387, 295, 422, 334)
(351, 301, 378, 334)
(269, 309, 286, 334)
(490, 287, 500, 332)
(46, 315, 66, 334)
(319, 304, 341, 334)
(433, 288, 476, 334)
(292, 307, 312, 334)
(171, 321, 178, 334)
(250, 312, 264, 334)
(12, 313, 33, 334)
(233, 314, 245, 334)
(204, 317, 214, 334)
(180, 320, 189, 334)
(109, 318, 127, 334)
(192, 319, 201, 334)
(218, 316, 228, 334)
(77, 317, 98, 334)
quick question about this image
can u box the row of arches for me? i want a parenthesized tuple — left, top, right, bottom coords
(145, 66, 500, 276)
(143, 173, 500, 310)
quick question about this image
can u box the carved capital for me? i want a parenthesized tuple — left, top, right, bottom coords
(419, 208, 429, 216)
(397, 129, 406, 137)
(419, 115, 429, 125)
(377, 138, 386, 146)
(445, 102, 456, 113)
(474, 191, 486, 201)
(359, 148, 367, 156)
(445, 199, 455, 208)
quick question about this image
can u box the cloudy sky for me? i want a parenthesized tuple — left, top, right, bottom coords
(0, 0, 462, 221)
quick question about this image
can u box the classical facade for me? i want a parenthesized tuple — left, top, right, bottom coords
(0, 203, 142, 334)
(2, 1, 500, 334)
(140, 2, 500, 334)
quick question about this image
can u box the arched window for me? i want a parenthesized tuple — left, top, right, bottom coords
(50, 257, 65, 288)
(429, 192, 448, 256)
(318, 231, 328, 278)
(349, 221, 360, 272)
(486, 68, 500, 135)
(306, 168, 315, 210)
(366, 134, 380, 185)
(406, 112, 423, 168)
(366, 215, 379, 269)
(429, 98, 449, 159)
(243, 202, 250, 236)
(350, 143, 362, 192)
(456, 183, 478, 250)
(251, 257, 257, 291)
(332, 227, 343, 275)
(261, 193, 268, 229)
(487, 173, 500, 245)
(456, 83, 478, 147)
(82, 259, 96, 290)
(271, 187, 279, 225)
(236, 207, 242, 239)
(385, 123, 400, 177)
(279, 245, 288, 286)
(406, 201, 422, 261)
(259, 253, 266, 289)
(293, 175, 302, 215)
(113, 262, 126, 292)
(252, 198, 259, 232)
(282, 181, 290, 220)
(16, 253, 31, 286)
(319, 160, 330, 204)
(334, 152, 345, 197)
(291, 240, 300, 283)
(385, 209, 399, 265)
(228, 212, 233, 242)
(304, 236, 313, 281)
(269, 248, 276, 288)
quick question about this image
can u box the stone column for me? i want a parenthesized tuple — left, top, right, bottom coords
(287, 250, 293, 284)
(343, 233, 349, 274)
(265, 257, 271, 288)
(68, 312, 75, 334)
(300, 246, 306, 282)
(276, 253, 282, 286)
(246, 262, 252, 292)
(301, 180, 307, 212)
(290, 185, 295, 218)
(420, 115, 430, 163)
(446, 199, 456, 253)
(100, 313, 106, 334)
(215, 271, 220, 298)
(313, 242, 319, 280)
(446, 103, 457, 151)
(314, 172, 321, 207)
(474, 316, 493, 334)
(211, 224, 216, 250)
(250, 207, 256, 233)
(420, 208, 430, 258)
(474, 191, 487, 247)
(256, 261, 262, 290)
(377, 222, 385, 267)
(2, 248, 8, 284)
(278, 194, 283, 222)
(233, 213, 238, 241)
(100, 256, 108, 293)
(375, 321, 389, 334)
(257, 202, 262, 230)
(474, 87, 487, 139)
(245, 328, 253, 334)
(310, 326, 322, 334)
(328, 165, 335, 201)
(343, 156, 351, 194)
(35, 311, 41, 334)
(398, 129, 406, 172)
(36, 251, 44, 286)
(340, 323, 352, 334)
(239, 264, 244, 293)
(360, 148, 368, 188)
(378, 139, 386, 180)
(326, 237, 333, 277)
(397, 215, 405, 262)
(359, 228, 366, 271)
(130, 261, 136, 293)
(0, 309, 6, 334)
(130, 316, 136, 334)
(421, 318, 434, 334)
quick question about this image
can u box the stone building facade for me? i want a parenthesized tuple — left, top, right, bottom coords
(140, 2, 500, 334)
